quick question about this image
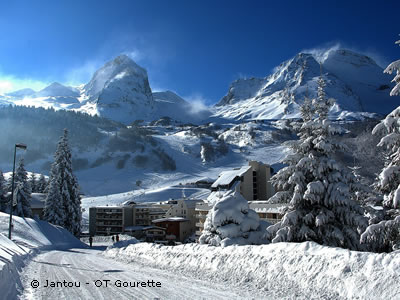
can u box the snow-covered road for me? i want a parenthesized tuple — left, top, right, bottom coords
(19, 245, 255, 300)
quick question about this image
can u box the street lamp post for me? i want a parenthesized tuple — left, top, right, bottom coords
(8, 143, 27, 240)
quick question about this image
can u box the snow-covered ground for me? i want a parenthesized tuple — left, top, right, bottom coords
(20, 246, 252, 300)
(104, 241, 400, 300)
(0, 212, 84, 299)
(1, 210, 399, 299)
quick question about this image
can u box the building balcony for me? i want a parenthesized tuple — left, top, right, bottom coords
(97, 210, 123, 214)
(195, 214, 207, 219)
(96, 222, 123, 227)
(96, 215, 123, 220)
(265, 218, 281, 224)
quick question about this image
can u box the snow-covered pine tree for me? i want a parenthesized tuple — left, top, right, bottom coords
(43, 129, 81, 236)
(29, 172, 37, 193)
(37, 174, 48, 193)
(14, 181, 32, 217)
(199, 188, 268, 247)
(384, 38, 400, 96)
(13, 158, 32, 217)
(360, 38, 400, 252)
(268, 93, 314, 204)
(43, 171, 65, 226)
(0, 170, 7, 212)
(266, 75, 368, 250)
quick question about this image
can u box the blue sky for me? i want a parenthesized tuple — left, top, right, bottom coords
(0, 0, 399, 104)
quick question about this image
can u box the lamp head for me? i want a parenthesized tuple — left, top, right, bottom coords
(15, 143, 27, 150)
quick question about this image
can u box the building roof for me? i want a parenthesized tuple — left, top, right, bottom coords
(195, 201, 213, 211)
(30, 193, 46, 209)
(121, 200, 136, 206)
(152, 217, 189, 223)
(211, 166, 251, 188)
(124, 225, 166, 231)
(248, 202, 287, 214)
(183, 199, 203, 209)
(94, 206, 123, 209)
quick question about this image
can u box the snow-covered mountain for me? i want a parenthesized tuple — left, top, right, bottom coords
(36, 82, 80, 98)
(1, 49, 397, 123)
(5, 88, 36, 97)
(213, 49, 397, 120)
(0, 55, 208, 124)
(79, 55, 155, 123)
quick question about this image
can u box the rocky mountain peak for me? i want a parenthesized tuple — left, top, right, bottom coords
(214, 48, 396, 120)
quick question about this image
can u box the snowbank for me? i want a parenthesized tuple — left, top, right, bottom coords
(0, 233, 26, 299)
(104, 241, 400, 299)
(106, 237, 140, 250)
(0, 212, 85, 299)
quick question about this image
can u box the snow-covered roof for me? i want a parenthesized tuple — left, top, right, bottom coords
(183, 199, 203, 209)
(30, 193, 46, 209)
(124, 225, 166, 231)
(152, 217, 189, 223)
(195, 201, 212, 211)
(121, 200, 136, 206)
(248, 202, 287, 213)
(124, 225, 146, 231)
(211, 166, 251, 188)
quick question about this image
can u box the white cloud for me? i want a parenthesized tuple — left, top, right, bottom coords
(0, 73, 48, 94)
(64, 59, 102, 87)
(183, 93, 210, 114)
(301, 43, 342, 64)
(124, 49, 143, 62)
(301, 42, 390, 68)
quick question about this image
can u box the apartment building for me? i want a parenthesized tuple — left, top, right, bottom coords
(248, 202, 286, 224)
(89, 198, 204, 238)
(195, 161, 281, 237)
(89, 206, 133, 236)
(164, 199, 202, 234)
(211, 161, 274, 201)
(194, 201, 213, 237)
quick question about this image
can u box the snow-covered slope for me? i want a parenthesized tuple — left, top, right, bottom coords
(0, 212, 85, 298)
(152, 90, 211, 123)
(213, 49, 397, 120)
(104, 241, 400, 300)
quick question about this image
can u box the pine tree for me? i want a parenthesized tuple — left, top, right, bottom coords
(266, 75, 367, 250)
(268, 93, 314, 204)
(360, 38, 400, 252)
(37, 174, 47, 193)
(43, 129, 81, 236)
(44, 168, 65, 227)
(13, 158, 32, 217)
(29, 172, 37, 193)
(384, 38, 400, 96)
(0, 170, 7, 212)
